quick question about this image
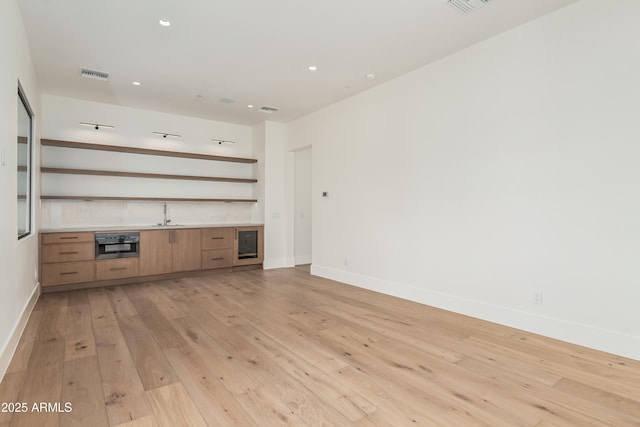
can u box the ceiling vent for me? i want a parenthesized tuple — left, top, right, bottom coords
(447, 0, 492, 14)
(259, 105, 279, 113)
(80, 68, 110, 81)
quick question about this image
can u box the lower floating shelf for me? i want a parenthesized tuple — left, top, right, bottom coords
(41, 196, 258, 203)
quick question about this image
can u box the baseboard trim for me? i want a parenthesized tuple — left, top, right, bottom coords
(0, 284, 41, 382)
(310, 264, 640, 361)
(295, 255, 312, 265)
(264, 257, 296, 270)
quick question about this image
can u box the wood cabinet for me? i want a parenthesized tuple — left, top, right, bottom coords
(96, 258, 139, 281)
(40, 232, 95, 286)
(201, 227, 234, 269)
(140, 230, 172, 276)
(40, 225, 262, 291)
(42, 242, 94, 263)
(201, 249, 234, 269)
(173, 229, 202, 272)
(42, 261, 95, 286)
(201, 227, 234, 250)
(140, 229, 201, 276)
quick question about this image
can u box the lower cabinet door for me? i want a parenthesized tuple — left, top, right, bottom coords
(42, 261, 95, 286)
(96, 258, 140, 280)
(139, 230, 172, 276)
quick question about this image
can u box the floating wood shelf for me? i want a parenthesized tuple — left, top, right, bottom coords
(41, 167, 258, 183)
(41, 196, 258, 203)
(41, 139, 257, 164)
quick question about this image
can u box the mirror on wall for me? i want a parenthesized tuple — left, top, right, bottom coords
(17, 84, 33, 239)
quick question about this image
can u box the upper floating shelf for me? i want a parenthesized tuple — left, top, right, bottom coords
(41, 167, 257, 183)
(41, 139, 257, 164)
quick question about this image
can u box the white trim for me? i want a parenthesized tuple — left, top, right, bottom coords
(0, 284, 41, 382)
(310, 264, 640, 361)
(264, 257, 296, 270)
(294, 254, 312, 266)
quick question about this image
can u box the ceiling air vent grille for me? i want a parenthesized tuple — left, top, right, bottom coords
(80, 68, 110, 81)
(447, 0, 492, 14)
(259, 105, 279, 113)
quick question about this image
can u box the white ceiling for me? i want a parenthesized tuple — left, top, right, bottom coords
(18, 0, 578, 125)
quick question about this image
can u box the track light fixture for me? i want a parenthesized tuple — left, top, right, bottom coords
(152, 132, 181, 139)
(80, 122, 114, 130)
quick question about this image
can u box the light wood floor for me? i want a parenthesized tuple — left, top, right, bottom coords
(1, 266, 639, 426)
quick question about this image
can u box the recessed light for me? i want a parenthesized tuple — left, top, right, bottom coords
(366, 73, 376, 80)
(132, 81, 141, 86)
(159, 19, 171, 27)
(248, 104, 254, 108)
(308, 66, 318, 71)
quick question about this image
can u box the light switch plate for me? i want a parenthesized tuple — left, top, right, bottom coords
(1, 147, 5, 166)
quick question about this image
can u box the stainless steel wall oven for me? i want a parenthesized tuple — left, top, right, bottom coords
(95, 232, 140, 259)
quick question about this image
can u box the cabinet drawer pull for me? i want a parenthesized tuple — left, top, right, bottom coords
(211, 237, 224, 240)
(211, 257, 225, 261)
(60, 251, 79, 255)
(60, 271, 78, 276)
(60, 236, 79, 240)
(110, 267, 127, 271)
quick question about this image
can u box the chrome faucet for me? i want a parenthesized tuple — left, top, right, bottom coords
(163, 202, 171, 226)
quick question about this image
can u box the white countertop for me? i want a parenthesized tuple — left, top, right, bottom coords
(39, 223, 263, 233)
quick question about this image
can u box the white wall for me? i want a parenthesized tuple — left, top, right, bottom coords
(40, 95, 262, 228)
(262, 121, 295, 269)
(0, 0, 41, 380)
(294, 147, 312, 265)
(287, 0, 640, 360)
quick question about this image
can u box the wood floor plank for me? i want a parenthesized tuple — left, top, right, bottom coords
(125, 298, 186, 349)
(235, 386, 307, 426)
(11, 339, 65, 427)
(4, 310, 43, 374)
(64, 304, 96, 361)
(124, 283, 185, 320)
(112, 415, 158, 427)
(0, 372, 24, 425)
(66, 289, 89, 307)
(163, 345, 260, 426)
(456, 355, 637, 426)
(93, 325, 151, 426)
(105, 286, 138, 318)
(2, 266, 639, 426)
(88, 288, 118, 330)
(234, 323, 376, 422)
(60, 356, 108, 427)
(116, 315, 177, 390)
(37, 293, 69, 343)
(145, 383, 207, 427)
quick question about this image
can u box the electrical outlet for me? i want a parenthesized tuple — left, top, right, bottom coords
(533, 290, 543, 305)
(34, 268, 38, 282)
(344, 257, 348, 267)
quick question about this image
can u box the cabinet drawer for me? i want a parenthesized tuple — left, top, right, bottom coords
(42, 261, 95, 286)
(96, 258, 140, 280)
(201, 228, 234, 250)
(42, 242, 94, 263)
(202, 249, 233, 269)
(42, 232, 94, 244)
